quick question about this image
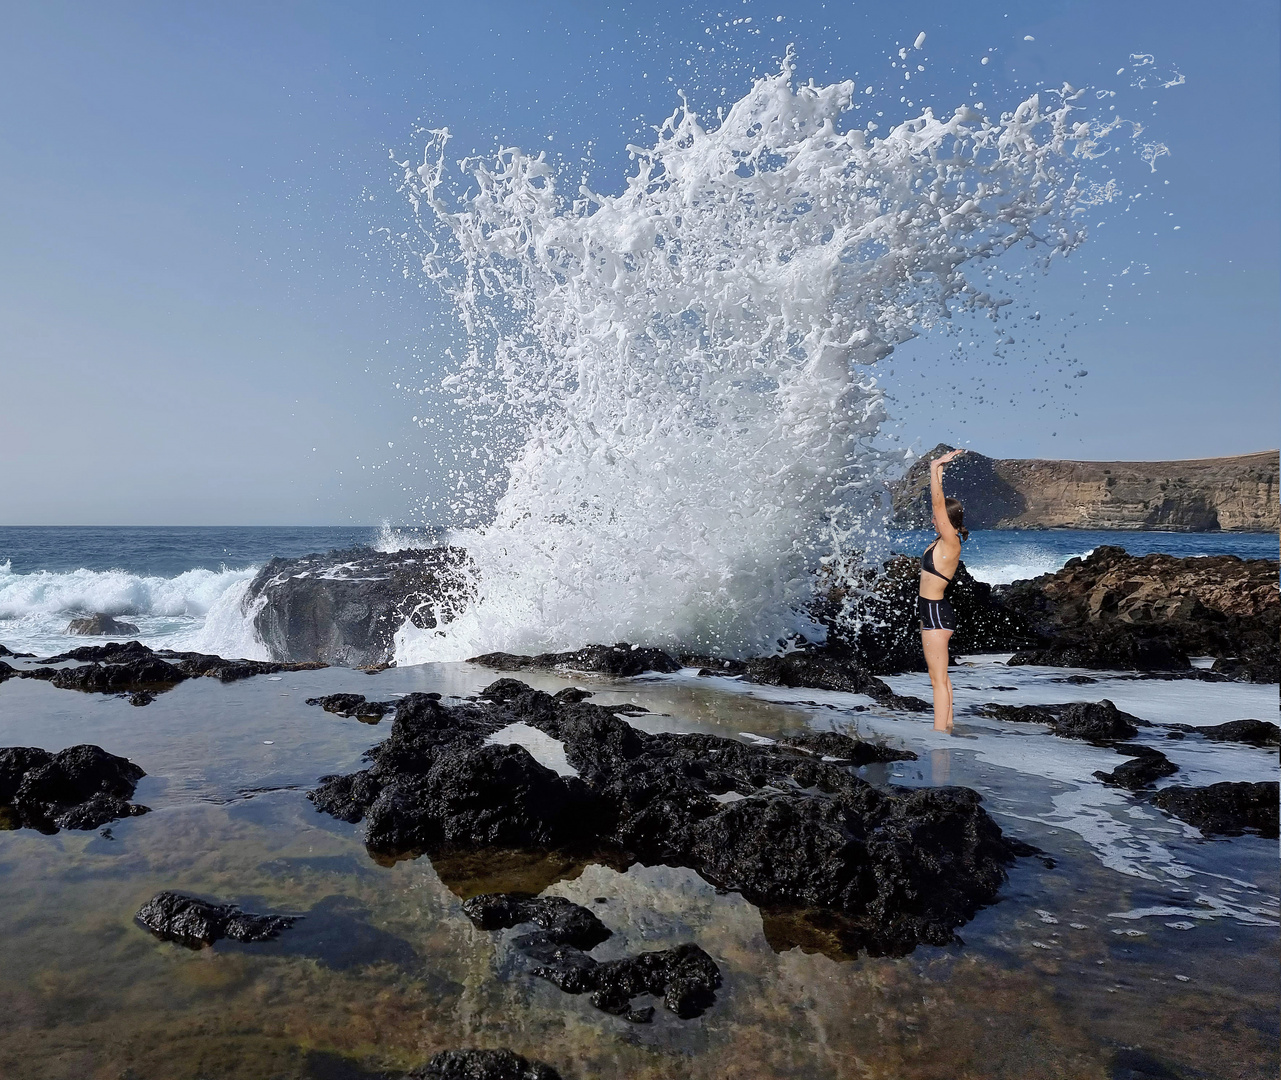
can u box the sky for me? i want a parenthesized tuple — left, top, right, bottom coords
(0, 0, 1277, 525)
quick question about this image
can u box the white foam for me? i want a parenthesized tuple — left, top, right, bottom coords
(485, 722, 580, 777)
(0, 562, 261, 656)
(393, 61, 1113, 664)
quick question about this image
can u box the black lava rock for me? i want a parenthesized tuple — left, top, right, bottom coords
(135, 890, 299, 947)
(777, 730, 917, 765)
(977, 699, 1148, 744)
(0, 744, 148, 833)
(1161, 719, 1280, 748)
(305, 693, 396, 721)
(817, 554, 1041, 673)
(532, 940, 721, 1021)
(742, 651, 931, 712)
(460, 890, 718, 1021)
(20, 641, 326, 704)
(66, 613, 140, 636)
(1149, 782, 1279, 839)
(461, 892, 611, 951)
(407, 1050, 562, 1080)
(1049, 700, 1147, 742)
(246, 546, 470, 667)
(309, 680, 1030, 956)
(470, 642, 682, 677)
(998, 547, 1278, 681)
(1093, 745, 1179, 790)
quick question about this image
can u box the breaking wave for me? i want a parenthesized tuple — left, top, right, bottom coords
(393, 58, 1113, 663)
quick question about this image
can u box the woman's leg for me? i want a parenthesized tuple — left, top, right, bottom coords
(921, 628, 954, 732)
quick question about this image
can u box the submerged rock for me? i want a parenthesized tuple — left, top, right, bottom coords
(1149, 782, 1279, 839)
(66, 613, 140, 636)
(246, 546, 470, 667)
(407, 1050, 562, 1080)
(310, 680, 1031, 956)
(17, 640, 326, 704)
(470, 642, 682, 677)
(461, 891, 719, 1022)
(135, 890, 299, 947)
(0, 744, 148, 832)
(997, 546, 1279, 681)
(461, 893, 611, 951)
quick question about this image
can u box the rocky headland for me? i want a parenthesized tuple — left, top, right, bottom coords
(890, 445, 1279, 532)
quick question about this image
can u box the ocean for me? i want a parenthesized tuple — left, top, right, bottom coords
(0, 525, 1273, 660)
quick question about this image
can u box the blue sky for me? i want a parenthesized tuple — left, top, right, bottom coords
(1, 0, 1276, 525)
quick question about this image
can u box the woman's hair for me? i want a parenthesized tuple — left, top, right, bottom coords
(945, 497, 969, 541)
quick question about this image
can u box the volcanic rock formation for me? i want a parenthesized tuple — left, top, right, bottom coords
(309, 679, 1031, 956)
(245, 546, 470, 667)
(135, 890, 299, 947)
(1149, 782, 1279, 839)
(66, 613, 140, 636)
(461, 892, 720, 1022)
(0, 744, 149, 832)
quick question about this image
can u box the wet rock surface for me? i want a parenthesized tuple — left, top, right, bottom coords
(471, 643, 683, 677)
(135, 890, 299, 947)
(0, 744, 148, 832)
(978, 700, 1178, 789)
(977, 699, 1149, 743)
(247, 546, 470, 667)
(1149, 782, 1279, 839)
(310, 680, 1031, 956)
(1092, 745, 1180, 791)
(407, 1049, 562, 1080)
(462, 891, 719, 1022)
(997, 546, 1280, 681)
(306, 693, 397, 722)
(1161, 718, 1280, 748)
(66, 613, 140, 636)
(13, 640, 326, 703)
(739, 650, 932, 711)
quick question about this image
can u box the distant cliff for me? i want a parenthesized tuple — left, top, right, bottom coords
(889, 447, 1279, 532)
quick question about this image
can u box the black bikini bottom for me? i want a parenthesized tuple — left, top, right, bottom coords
(918, 595, 956, 632)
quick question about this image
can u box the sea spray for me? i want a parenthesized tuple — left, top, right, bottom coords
(393, 59, 1112, 663)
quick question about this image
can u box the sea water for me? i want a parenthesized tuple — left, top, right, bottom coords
(0, 525, 1272, 659)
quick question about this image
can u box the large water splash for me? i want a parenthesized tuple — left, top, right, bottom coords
(394, 60, 1107, 663)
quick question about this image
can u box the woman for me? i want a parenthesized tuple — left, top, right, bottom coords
(919, 448, 968, 732)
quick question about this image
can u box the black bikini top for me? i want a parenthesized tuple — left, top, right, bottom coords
(921, 541, 954, 584)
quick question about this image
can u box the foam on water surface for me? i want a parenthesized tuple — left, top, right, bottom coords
(652, 659, 1279, 929)
(394, 61, 1113, 663)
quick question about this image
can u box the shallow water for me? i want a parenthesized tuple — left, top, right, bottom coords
(0, 661, 1275, 1079)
